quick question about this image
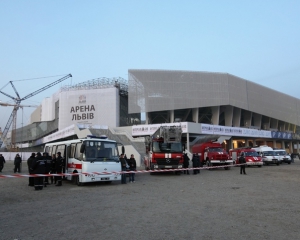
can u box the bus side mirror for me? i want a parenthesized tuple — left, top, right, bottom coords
(80, 144, 85, 153)
(121, 146, 125, 155)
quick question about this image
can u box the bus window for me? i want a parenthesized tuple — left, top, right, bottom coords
(56, 145, 66, 158)
(70, 143, 76, 158)
(45, 146, 50, 153)
(48, 146, 52, 155)
(50, 145, 57, 156)
(75, 143, 83, 160)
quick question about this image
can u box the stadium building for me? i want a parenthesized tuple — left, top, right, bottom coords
(2, 70, 300, 163)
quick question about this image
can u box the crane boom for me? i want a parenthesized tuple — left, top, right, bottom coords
(10, 81, 21, 100)
(0, 73, 72, 149)
(0, 90, 17, 101)
(0, 102, 38, 107)
(21, 74, 72, 101)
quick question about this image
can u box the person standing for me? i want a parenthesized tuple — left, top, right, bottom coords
(192, 153, 200, 175)
(0, 154, 5, 172)
(119, 154, 127, 184)
(128, 154, 137, 183)
(50, 154, 56, 184)
(55, 152, 64, 186)
(27, 153, 35, 187)
(239, 152, 246, 175)
(43, 152, 52, 186)
(31, 152, 46, 190)
(14, 154, 22, 173)
(183, 153, 190, 175)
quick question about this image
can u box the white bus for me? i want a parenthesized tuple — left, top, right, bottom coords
(44, 135, 122, 185)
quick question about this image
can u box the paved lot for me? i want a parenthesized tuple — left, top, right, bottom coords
(1, 160, 300, 240)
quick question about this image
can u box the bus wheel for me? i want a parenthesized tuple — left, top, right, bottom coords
(258, 165, 262, 168)
(105, 181, 112, 184)
(75, 176, 83, 186)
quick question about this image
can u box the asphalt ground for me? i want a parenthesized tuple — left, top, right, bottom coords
(0, 160, 300, 240)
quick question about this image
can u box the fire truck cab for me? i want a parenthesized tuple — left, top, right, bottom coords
(229, 147, 263, 167)
(192, 141, 232, 170)
(144, 126, 184, 174)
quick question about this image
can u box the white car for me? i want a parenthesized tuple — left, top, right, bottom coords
(273, 149, 292, 164)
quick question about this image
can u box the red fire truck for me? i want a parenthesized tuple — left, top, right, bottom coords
(192, 141, 232, 170)
(144, 126, 184, 175)
(229, 147, 263, 167)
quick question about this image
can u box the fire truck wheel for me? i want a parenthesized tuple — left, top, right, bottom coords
(258, 165, 262, 168)
(206, 161, 212, 170)
(224, 166, 230, 170)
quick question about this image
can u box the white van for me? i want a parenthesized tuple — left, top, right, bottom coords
(252, 145, 280, 166)
(273, 148, 292, 164)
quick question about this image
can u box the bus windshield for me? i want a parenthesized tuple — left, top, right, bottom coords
(152, 142, 182, 153)
(83, 141, 119, 162)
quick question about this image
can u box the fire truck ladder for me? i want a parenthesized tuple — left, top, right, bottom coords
(152, 125, 182, 143)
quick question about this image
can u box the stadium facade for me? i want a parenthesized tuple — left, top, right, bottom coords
(128, 69, 300, 152)
(3, 70, 300, 156)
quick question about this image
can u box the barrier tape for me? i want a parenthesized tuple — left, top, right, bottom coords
(0, 163, 251, 179)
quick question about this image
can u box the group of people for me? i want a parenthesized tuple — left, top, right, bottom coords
(183, 153, 201, 175)
(0, 153, 23, 173)
(119, 153, 137, 184)
(27, 151, 64, 190)
(184, 152, 247, 175)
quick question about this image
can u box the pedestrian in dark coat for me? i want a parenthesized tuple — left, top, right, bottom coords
(55, 152, 64, 186)
(128, 154, 137, 182)
(0, 154, 5, 172)
(192, 153, 200, 175)
(50, 154, 56, 184)
(43, 152, 52, 186)
(14, 154, 22, 173)
(119, 154, 127, 184)
(239, 152, 246, 175)
(183, 153, 190, 175)
(31, 152, 46, 190)
(27, 153, 35, 187)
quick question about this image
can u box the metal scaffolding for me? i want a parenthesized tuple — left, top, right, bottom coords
(61, 77, 128, 96)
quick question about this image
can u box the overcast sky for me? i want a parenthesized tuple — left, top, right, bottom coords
(1, 0, 300, 131)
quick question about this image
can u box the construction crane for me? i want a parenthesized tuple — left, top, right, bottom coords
(0, 102, 38, 149)
(0, 74, 72, 149)
(0, 101, 38, 108)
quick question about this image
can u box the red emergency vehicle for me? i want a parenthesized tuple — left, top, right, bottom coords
(192, 141, 232, 170)
(144, 126, 184, 175)
(229, 147, 263, 167)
